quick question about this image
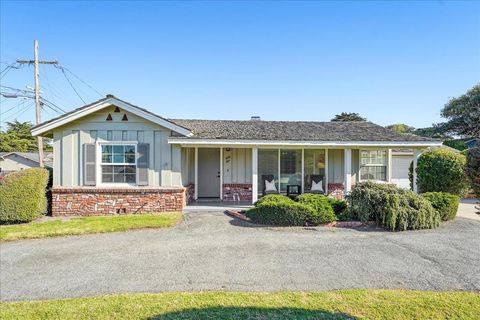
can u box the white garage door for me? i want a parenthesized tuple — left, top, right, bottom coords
(391, 156, 412, 189)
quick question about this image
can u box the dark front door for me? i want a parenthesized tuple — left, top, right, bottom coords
(198, 148, 220, 198)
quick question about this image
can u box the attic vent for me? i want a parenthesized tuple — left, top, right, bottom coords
(106, 114, 113, 121)
(122, 114, 128, 121)
(250, 116, 261, 121)
(114, 106, 121, 113)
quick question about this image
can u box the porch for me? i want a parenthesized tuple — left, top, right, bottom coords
(179, 146, 422, 204)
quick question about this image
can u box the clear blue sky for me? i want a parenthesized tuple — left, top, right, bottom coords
(1, 1, 479, 130)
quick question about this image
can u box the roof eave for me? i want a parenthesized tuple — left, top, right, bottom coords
(167, 137, 443, 147)
(31, 97, 193, 137)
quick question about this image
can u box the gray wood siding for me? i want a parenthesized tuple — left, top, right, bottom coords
(222, 148, 252, 184)
(51, 106, 181, 187)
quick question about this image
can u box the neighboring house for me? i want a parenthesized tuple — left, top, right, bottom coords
(465, 138, 479, 149)
(31, 95, 442, 216)
(0, 152, 53, 174)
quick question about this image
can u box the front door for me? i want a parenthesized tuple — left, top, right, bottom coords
(198, 148, 220, 198)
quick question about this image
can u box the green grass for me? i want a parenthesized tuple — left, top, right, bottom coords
(0, 212, 182, 241)
(1, 290, 479, 319)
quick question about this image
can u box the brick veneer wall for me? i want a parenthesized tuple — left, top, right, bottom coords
(52, 187, 185, 216)
(222, 183, 252, 202)
(328, 183, 345, 199)
(185, 183, 195, 204)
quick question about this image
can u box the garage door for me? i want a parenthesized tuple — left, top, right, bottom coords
(391, 156, 412, 189)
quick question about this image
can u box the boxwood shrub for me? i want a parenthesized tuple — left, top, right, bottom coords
(0, 168, 49, 224)
(296, 194, 337, 224)
(348, 181, 440, 231)
(246, 201, 317, 226)
(416, 149, 469, 196)
(422, 192, 460, 221)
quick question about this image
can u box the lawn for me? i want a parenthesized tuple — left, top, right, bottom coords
(1, 290, 479, 319)
(0, 212, 182, 241)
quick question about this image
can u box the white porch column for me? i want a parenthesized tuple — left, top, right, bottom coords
(387, 148, 392, 183)
(344, 148, 352, 193)
(252, 147, 258, 203)
(325, 149, 329, 194)
(194, 147, 198, 200)
(301, 148, 305, 193)
(413, 148, 421, 193)
(219, 147, 223, 200)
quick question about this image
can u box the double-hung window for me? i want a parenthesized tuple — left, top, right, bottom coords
(101, 144, 137, 184)
(360, 150, 387, 181)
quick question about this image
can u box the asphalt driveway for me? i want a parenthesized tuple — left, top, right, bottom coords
(1, 202, 479, 301)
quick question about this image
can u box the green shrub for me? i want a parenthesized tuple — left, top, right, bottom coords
(422, 192, 460, 221)
(327, 197, 347, 215)
(0, 168, 49, 224)
(348, 181, 440, 231)
(246, 201, 317, 226)
(296, 194, 336, 224)
(254, 194, 293, 206)
(416, 149, 469, 196)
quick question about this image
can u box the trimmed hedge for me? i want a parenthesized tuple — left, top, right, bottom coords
(466, 147, 480, 201)
(0, 168, 49, 224)
(416, 149, 469, 196)
(422, 192, 460, 221)
(246, 201, 317, 226)
(254, 194, 293, 206)
(296, 194, 337, 224)
(348, 182, 440, 231)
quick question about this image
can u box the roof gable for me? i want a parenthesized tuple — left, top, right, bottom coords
(31, 95, 192, 137)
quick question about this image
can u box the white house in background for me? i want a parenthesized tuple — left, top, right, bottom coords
(0, 152, 53, 173)
(31, 95, 442, 216)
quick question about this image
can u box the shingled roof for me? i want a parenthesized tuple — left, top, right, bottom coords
(168, 119, 436, 142)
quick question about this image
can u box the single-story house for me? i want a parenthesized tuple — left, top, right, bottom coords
(0, 152, 53, 174)
(31, 95, 442, 216)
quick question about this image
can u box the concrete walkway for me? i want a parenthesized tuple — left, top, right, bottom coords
(1, 202, 479, 301)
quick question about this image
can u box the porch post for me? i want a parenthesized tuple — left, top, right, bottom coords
(252, 147, 258, 203)
(194, 147, 198, 200)
(344, 148, 352, 193)
(325, 149, 329, 194)
(387, 148, 392, 183)
(301, 148, 304, 193)
(219, 147, 223, 200)
(413, 148, 421, 193)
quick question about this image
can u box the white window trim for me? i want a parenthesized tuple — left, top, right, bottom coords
(96, 141, 138, 187)
(358, 149, 388, 183)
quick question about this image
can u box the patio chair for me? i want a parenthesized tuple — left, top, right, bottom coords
(262, 174, 279, 196)
(305, 174, 325, 194)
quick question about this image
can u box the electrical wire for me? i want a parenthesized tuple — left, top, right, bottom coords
(56, 65, 86, 104)
(58, 65, 103, 97)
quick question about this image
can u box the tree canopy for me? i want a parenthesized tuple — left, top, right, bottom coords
(385, 123, 415, 134)
(331, 112, 367, 122)
(0, 120, 51, 152)
(438, 84, 480, 137)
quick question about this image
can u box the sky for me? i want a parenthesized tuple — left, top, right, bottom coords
(1, 1, 479, 130)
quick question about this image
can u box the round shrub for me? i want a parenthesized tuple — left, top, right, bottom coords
(348, 181, 440, 231)
(422, 192, 460, 221)
(254, 194, 293, 206)
(0, 168, 49, 224)
(416, 149, 469, 196)
(296, 194, 336, 224)
(327, 197, 347, 217)
(246, 202, 317, 226)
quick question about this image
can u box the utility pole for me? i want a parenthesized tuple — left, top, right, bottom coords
(17, 40, 58, 167)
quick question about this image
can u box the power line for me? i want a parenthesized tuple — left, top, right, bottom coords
(57, 65, 103, 97)
(55, 64, 86, 104)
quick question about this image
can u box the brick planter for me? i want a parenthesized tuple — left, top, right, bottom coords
(52, 187, 185, 216)
(222, 183, 252, 202)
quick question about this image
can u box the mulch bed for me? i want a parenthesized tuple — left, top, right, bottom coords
(224, 209, 365, 228)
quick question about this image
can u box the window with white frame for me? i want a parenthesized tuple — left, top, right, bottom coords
(360, 150, 387, 181)
(101, 144, 137, 183)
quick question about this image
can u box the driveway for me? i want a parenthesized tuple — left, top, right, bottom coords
(1, 201, 480, 301)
